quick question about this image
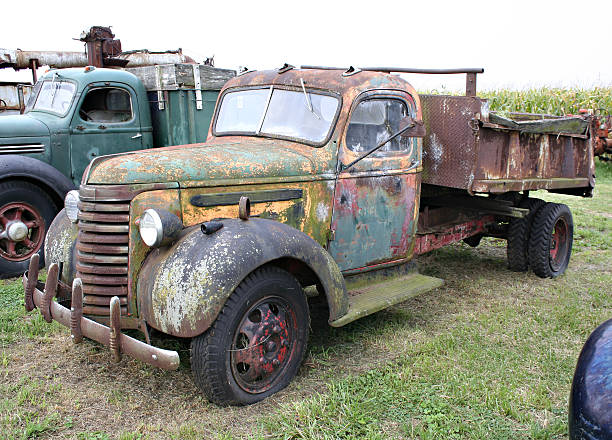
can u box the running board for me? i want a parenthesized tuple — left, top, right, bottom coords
(330, 273, 444, 327)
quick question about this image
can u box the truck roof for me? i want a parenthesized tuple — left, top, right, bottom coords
(221, 67, 418, 99)
(39, 67, 142, 89)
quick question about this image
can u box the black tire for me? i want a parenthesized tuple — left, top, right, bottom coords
(463, 234, 482, 248)
(528, 203, 573, 278)
(0, 181, 57, 279)
(507, 198, 546, 272)
(191, 266, 309, 406)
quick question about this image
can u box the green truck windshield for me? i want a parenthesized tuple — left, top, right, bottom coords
(215, 87, 339, 144)
(27, 79, 76, 115)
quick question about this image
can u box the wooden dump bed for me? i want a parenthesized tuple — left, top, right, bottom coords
(420, 95, 595, 196)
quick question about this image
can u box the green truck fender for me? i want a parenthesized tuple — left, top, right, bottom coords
(137, 218, 349, 338)
(0, 155, 75, 205)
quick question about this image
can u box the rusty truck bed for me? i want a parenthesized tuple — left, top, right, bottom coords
(421, 95, 598, 196)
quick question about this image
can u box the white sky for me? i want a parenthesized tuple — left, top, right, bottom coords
(3, 0, 611, 92)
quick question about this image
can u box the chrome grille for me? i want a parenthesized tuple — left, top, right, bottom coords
(76, 194, 131, 316)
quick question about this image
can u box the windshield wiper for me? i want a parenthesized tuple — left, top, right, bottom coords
(300, 78, 320, 120)
(49, 73, 59, 107)
(256, 85, 274, 134)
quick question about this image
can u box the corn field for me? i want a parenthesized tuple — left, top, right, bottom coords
(479, 87, 612, 116)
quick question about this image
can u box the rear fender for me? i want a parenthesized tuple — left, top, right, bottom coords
(138, 218, 348, 337)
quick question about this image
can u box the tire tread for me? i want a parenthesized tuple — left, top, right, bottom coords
(507, 198, 545, 272)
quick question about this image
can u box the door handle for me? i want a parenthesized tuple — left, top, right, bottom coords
(131, 133, 143, 139)
(98, 125, 107, 130)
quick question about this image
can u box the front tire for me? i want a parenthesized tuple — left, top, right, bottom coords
(191, 266, 309, 406)
(528, 203, 573, 278)
(0, 181, 57, 278)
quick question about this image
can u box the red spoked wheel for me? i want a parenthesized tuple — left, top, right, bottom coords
(231, 296, 299, 394)
(191, 266, 309, 406)
(549, 216, 570, 273)
(0, 181, 57, 279)
(0, 202, 45, 261)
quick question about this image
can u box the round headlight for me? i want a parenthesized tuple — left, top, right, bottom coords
(139, 209, 163, 247)
(64, 190, 80, 223)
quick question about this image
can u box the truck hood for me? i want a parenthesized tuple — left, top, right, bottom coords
(87, 141, 322, 185)
(0, 114, 50, 139)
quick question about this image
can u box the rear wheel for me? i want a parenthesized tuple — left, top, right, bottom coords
(0, 181, 57, 278)
(191, 266, 309, 406)
(507, 197, 546, 272)
(528, 203, 573, 278)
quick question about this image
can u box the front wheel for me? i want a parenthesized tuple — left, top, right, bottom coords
(191, 266, 309, 406)
(528, 203, 573, 278)
(0, 181, 57, 278)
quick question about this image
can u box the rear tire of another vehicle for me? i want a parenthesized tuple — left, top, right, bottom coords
(0, 181, 57, 279)
(528, 202, 573, 278)
(506, 197, 546, 272)
(191, 266, 309, 406)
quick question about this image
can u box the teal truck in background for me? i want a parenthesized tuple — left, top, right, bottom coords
(0, 63, 235, 277)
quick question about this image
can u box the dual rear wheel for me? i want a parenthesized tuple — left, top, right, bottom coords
(507, 198, 573, 278)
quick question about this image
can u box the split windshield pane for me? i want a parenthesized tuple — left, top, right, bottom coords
(30, 80, 76, 115)
(215, 87, 339, 144)
(215, 88, 269, 133)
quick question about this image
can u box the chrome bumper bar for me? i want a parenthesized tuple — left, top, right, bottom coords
(23, 255, 180, 370)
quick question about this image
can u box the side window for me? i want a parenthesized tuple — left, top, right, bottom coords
(79, 88, 133, 123)
(346, 98, 412, 156)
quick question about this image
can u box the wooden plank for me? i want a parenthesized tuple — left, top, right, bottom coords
(488, 112, 588, 135)
(126, 64, 235, 91)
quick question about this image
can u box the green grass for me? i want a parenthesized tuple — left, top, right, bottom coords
(0, 272, 62, 345)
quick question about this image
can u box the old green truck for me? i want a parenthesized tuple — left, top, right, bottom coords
(0, 63, 234, 277)
(24, 65, 611, 405)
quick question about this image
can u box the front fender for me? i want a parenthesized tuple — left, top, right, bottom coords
(138, 218, 348, 337)
(44, 209, 78, 285)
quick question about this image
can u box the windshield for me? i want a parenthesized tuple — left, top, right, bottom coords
(215, 87, 339, 144)
(26, 78, 76, 115)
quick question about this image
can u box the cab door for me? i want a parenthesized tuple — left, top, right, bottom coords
(328, 91, 422, 272)
(69, 84, 143, 183)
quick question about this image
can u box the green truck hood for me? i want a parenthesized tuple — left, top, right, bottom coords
(0, 114, 50, 139)
(87, 141, 322, 185)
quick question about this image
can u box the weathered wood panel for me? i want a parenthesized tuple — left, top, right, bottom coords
(127, 64, 235, 91)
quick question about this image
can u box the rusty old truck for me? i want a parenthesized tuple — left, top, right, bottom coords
(23, 65, 612, 405)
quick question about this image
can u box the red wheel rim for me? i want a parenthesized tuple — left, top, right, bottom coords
(230, 296, 298, 394)
(549, 216, 569, 272)
(0, 202, 45, 262)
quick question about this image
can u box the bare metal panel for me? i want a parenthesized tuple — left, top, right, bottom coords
(421, 95, 481, 190)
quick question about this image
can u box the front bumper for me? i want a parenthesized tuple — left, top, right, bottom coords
(23, 255, 180, 370)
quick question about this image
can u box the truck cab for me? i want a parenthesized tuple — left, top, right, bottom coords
(1, 67, 153, 186)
